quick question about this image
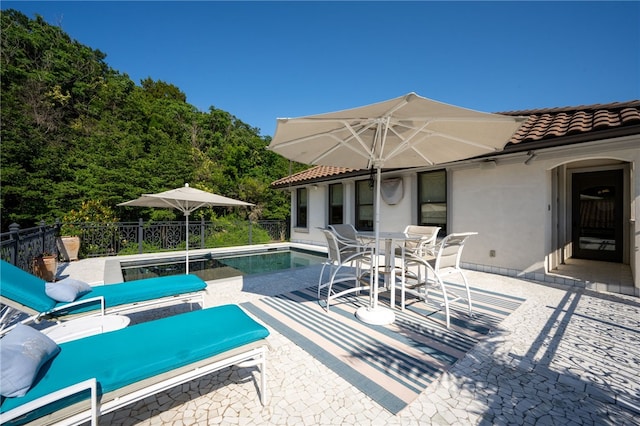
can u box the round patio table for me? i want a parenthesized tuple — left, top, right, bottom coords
(42, 315, 130, 344)
(356, 231, 423, 324)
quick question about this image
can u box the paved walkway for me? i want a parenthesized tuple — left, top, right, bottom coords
(60, 259, 640, 425)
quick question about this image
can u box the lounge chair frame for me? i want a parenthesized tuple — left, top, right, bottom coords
(0, 291, 205, 335)
(1, 344, 267, 426)
(0, 306, 269, 426)
(0, 260, 206, 333)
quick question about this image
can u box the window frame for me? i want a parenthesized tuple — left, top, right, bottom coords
(295, 187, 308, 229)
(355, 179, 374, 231)
(328, 183, 344, 225)
(417, 169, 447, 235)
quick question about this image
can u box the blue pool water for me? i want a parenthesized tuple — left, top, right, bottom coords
(121, 247, 327, 282)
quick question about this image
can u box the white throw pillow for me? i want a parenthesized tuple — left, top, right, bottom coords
(0, 324, 61, 397)
(45, 278, 92, 302)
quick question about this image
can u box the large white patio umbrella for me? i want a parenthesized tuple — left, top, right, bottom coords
(268, 92, 525, 325)
(118, 184, 253, 274)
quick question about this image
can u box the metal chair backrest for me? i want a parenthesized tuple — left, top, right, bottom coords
(404, 225, 440, 238)
(403, 225, 441, 256)
(433, 232, 477, 271)
(329, 224, 358, 243)
(322, 229, 343, 264)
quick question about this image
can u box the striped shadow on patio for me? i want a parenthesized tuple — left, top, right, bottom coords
(241, 283, 525, 414)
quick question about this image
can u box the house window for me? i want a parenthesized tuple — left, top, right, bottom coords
(418, 170, 447, 235)
(355, 180, 374, 231)
(296, 188, 308, 228)
(328, 183, 344, 225)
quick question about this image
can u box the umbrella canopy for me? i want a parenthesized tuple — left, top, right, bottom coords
(118, 184, 253, 274)
(269, 92, 525, 169)
(268, 92, 526, 324)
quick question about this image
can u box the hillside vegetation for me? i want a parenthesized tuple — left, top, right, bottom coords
(1, 9, 305, 230)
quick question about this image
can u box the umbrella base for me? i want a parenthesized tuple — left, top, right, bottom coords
(355, 306, 395, 325)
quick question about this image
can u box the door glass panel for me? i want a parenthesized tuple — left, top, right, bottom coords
(578, 185, 616, 252)
(572, 169, 623, 262)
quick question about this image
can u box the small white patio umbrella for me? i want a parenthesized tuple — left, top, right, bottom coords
(269, 92, 525, 325)
(118, 184, 253, 274)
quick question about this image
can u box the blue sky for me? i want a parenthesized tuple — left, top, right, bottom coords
(4, 1, 639, 137)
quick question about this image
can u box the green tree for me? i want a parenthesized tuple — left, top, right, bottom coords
(1, 9, 302, 231)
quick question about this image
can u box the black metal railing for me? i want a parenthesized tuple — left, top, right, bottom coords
(1, 219, 290, 272)
(0, 222, 59, 273)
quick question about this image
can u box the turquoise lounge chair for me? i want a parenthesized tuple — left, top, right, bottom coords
(0, 260, 207, 328)
(0, 304, 270, 425)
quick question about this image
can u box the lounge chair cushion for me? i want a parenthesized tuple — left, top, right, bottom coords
(45, 278, 92, 302)
(0, 260, 207, 316)
(0, 261, 56, 313)
(61, 274, 207, 315)
(0, 324, 60, 398)
(0, 305, 269, 418)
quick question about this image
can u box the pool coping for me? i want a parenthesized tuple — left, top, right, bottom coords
(103, 242, 327, 284)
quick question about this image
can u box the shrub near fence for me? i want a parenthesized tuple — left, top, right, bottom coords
(1, 219, 289, 270)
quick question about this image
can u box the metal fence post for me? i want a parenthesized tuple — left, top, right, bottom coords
(8, 222, 20, 265)
(39, 220, 47, 255)
(248, 220, 253, 245)
(138, 218, 144, 254)
(200, 217, 205, 249)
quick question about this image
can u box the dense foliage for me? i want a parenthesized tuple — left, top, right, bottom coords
(1, 9, 306, 230)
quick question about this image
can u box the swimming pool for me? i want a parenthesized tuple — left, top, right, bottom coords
(120, 247, 327, 282)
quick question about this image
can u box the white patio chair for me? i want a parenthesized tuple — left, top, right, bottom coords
(328, 224, 364, 257)
(396, 225, 441, 258)
(398, 232, 477, 328)
(318, 229, 373, 312)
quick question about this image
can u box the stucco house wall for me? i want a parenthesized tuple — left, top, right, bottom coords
(290, 160, 553, 273)
(449, 161, 549, 274)
(284, 136, 639, 294)
(276, 101, 640, 295)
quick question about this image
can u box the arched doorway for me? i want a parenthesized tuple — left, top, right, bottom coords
(548, 160, 633, 294)
(552, 160, 630, 264)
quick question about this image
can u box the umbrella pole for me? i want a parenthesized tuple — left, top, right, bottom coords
(185, 213, 189, 275)
(355, 165, 395, 325)
(373, 167, 381, 311)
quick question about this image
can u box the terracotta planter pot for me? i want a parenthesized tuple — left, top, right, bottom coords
(59, 236, 81, 261)
(33, 255, 57, 282)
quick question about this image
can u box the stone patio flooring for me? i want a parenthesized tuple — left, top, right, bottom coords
(58, 257, 639, 425)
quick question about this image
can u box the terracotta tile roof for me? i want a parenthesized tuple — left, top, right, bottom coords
(271, 100, 640, 188)
(500, 100, 640, 146)
(271, 165, 358, 187)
